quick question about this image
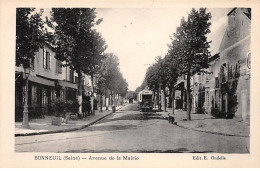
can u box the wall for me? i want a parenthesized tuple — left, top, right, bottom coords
(33, 45, 62, 80)
(219, 8, 251, 122)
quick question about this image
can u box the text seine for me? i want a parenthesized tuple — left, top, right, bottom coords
(35, 156, 80, 161)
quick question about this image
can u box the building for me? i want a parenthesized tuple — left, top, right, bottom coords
(15, 42, 92, 121)
(173, 8, 250, 123)
(217, 8, 251, 122)
(192, 53, 220, 114)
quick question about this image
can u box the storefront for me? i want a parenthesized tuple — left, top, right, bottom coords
(15, 73, 55, 121)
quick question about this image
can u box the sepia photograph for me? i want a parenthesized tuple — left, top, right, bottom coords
(14, 7, 250, 153)
(1, 0, 260, 168)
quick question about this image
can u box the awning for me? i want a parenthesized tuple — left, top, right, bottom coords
(57, 80, 78, 89)
(28, 75, 55, 87)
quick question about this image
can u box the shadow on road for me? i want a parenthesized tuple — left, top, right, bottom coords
(78, 112, 164, 132)
(101, 112, 164, 123)
(80, 124, 137, 132)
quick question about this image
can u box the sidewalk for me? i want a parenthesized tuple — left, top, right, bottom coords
(15, 105, 125, 136)
(158, 109, 250, 137)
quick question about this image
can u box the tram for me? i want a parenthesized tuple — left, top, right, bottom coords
(138, 90, 154, 112)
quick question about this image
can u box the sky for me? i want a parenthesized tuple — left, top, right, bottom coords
(94, 8, 230, 91)
(39, 8, 230, 91)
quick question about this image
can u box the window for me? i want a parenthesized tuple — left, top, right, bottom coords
(220, 64, 227, 83)
(69, 69, 74, 83)
(56, 60, 62, 74)
(75, 76, 78, 84)
(43, 49, 51, 70)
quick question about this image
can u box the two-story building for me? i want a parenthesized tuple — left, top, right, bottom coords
(15, 42, 92, 121)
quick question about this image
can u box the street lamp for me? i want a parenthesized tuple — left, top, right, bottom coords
(22, 66, 31, 129)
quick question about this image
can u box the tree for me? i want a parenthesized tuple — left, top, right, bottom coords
(173, 8, 211, 120)
(101, 53, 127, 107)
(95, 72, 106, 112)
(145, 63, 159, 92)
(144, 57, 168, 111)
(102, 53, 119, 107)
(95, 53, 127, 111)
(126, 91, 135, 100)
(134, 87, 142, 100)
(164, 43, 181, 115)
(16, 8, 47, 128)
(49, 8, 107, 116)
(116, 76, 128, 97)
(156, 56, 169, 112)
(16, 8, 46, 67)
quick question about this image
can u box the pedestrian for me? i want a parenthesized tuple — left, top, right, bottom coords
(86, 100, 91, 115)
(82, 100, 87, 118)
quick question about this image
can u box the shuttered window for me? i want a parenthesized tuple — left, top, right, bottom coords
(56, 60, 62, 74)
(69, 69, 74, 83)
(43, 48, 51, 70)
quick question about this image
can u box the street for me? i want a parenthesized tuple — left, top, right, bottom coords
(15, 103, 249, 153)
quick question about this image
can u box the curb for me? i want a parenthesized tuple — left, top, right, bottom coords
(162, 116, 250, 138)
(15, 105, 125, 137)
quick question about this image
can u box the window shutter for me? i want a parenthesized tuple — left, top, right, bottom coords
(49, 52, 51, 70)
(55, 60, 58, 73)
(46, 52, 48, 69)
(43, 48, 45, 68)
(59, 61, 62, 74)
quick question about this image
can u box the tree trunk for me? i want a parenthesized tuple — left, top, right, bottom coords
(114, 93, 117, 106)
(171, 86, 175, 115)
(100, 94, 103, 112)
(116, 93, 118, 106)
(113, 93, 116, 106)
(158, 85, 161, 111)
(187, 72, 191, 120)
(91, 74, 95, 115)
(110, 90, 113, 107)
(77, 70, 82, 118)
(105, 90, 108, 110)
(161, 87, 166, 112)
(153, 91, 156, 108)
(168, 87, 172, 108)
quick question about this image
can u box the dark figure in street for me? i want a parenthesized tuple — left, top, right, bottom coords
(82, 100, 87, 118)
(86, 100, 91, 115)
(168, 113, 175, 124)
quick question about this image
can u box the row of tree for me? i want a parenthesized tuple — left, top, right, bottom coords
(95, 53, 128, 111)
(140, 8, 212, 120)
(16, 8, 128, 115)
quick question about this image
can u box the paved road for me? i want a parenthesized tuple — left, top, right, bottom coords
(15, 103, 249, 153)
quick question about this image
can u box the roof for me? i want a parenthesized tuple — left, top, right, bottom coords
(227, 8, 251, 20)
(208, 53, 220, 63)
(139, 89, 153, 95)
(44, 41, 56, 52)
(227, 8, 237, 16)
